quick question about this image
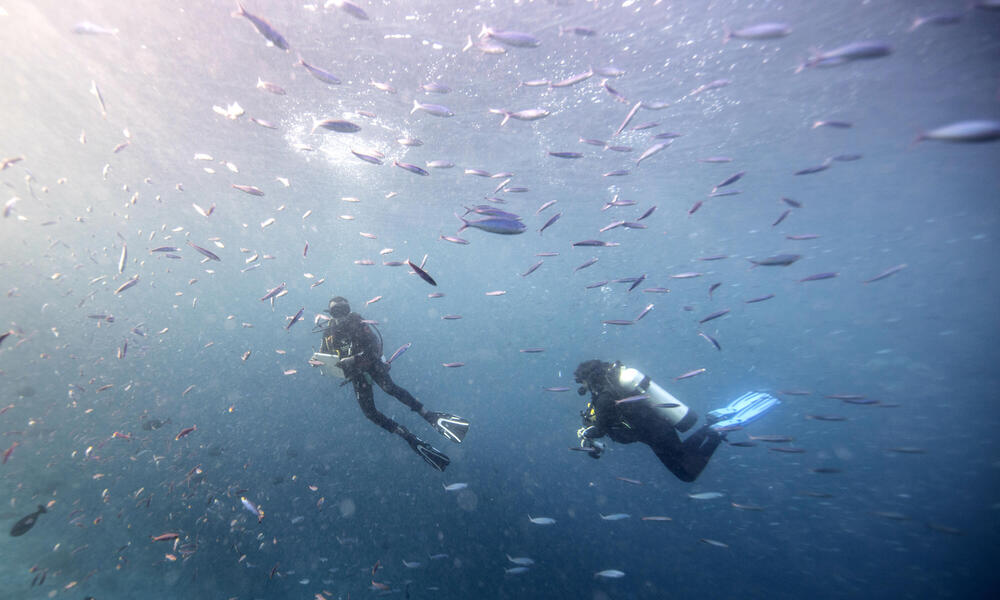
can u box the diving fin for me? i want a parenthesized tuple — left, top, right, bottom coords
(708, 391, 780, 432)
(426, 412, 470, 444)
(408, 436, 451, 472)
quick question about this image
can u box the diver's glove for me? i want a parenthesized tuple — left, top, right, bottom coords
(577, 427, 604, 459)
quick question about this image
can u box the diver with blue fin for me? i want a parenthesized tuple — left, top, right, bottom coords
(312, 297, 470, 472)
(573, 360, 779, 482)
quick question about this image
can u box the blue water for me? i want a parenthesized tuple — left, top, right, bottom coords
(1, 0, 999, 598)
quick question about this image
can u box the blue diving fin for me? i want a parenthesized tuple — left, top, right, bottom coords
(708, 391, 780, 432)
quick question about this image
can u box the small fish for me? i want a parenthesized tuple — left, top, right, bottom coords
(187, 241, 221, 261)
(799, 272, 838, 282)
(599, 513, 631, 521)
(750, 254, 801, 267)
(812, 120, 853, 129)
(772, 209, 791, 227)
(528, 515, 555, 525)
(442, 362, 465, 368)
(916, 120, 1000, 143)
(233, 2, 290, 50)
(443, 483, 468, 492)
(297, 56, 341, 84)
(505, 567, 529, 575)
(641, 516, 672, 521)
(545, 387, 571, 392)
(603, 320, 633, 326)
(549, 151, 583, 159)
(521, 261, 544, 277)
(458, 215, 526, 235)
(573, 240, 619, 247)
(286, 308, 304, 330)
(256, 78, 286, 95)
(312, 119, 361, 133)
(688, 492, 724, 500)
(411, 100, 454, 118)
(394, 161, 430, 176)
(749, 434, 794, 442)
(489, 108, 550, 126)
(174, 425, 197, 441)
(507, 554, 535, 566)
(745, 294, 775, 304)
(690, 78, 731, 96)
(635, 142, 670, 166)
(700, 538, 729, 548)
(150, 532, 180, 542)
(798, 41, 893, 71)
(699, 309, 730, 324)
(387, 343, 411, 366)
(90, 80, 107, 117)
(241, 496, 264, 523)
(698, 331, 722, 351)
(232, 184, 264, 196)
(114, 275, 139, 295)
(407, 260, 437, 286)
(575, 258, 599, 272)
(330, 0, 368, 20)
(539, 213, 561, 234)
(724, 22, 791, 42)
(713, 171, 745, 192)
(674, 368, 706, 381)
(864, 264, 907, 283)
(480, 25, 541, 48)
(595, 569, 625, 579)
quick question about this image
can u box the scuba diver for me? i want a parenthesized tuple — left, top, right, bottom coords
(573, 359, 779, 482)
(311, 296, 470, 472)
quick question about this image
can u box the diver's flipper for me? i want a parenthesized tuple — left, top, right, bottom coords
(708, 391, 780, 431)
(426, 412, 470, 444)
(409, 437, 451, 471)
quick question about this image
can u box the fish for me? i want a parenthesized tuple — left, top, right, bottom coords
(256, 78, 286, 95)
(750, 254, 801, 267)
(799, 41, 892, 71)
(297, 56, 341, 84)
(724, 22, 791, 42)
(603, 320, 633, 326)
(407, 260, 437, 286)
(90, 80, 107, 117)
(442, 362, 465, 368)
(507, 554, 534, 566)
(2, 441, 19, 464)
(72, 21, 119, 35)
(772, 209, 791, 227)
(575, 258, 599, 272)
(187, 241, 221, 261)
(151, 246, 180, 253)
(329, 0, 368, 20)
(174, 425, 197, 441)
(786, 234, 821, 240)
(232, 184, 264, 196)
(114, 275, 139, 295)
(118, 243, 127, 274)
(539, 213, 561, 234)
(550, 70, 594, 88)
(698, 331, 722, 351)
(394, 161, 429, 176)
(688, 492, 724, 500)
(150, 532, 179, 542)
(426, 160, 454, 168)
(699, 309, 730, 324)
(411, 100, 454, 118)
(286, 308, 304, 330)
(387, 343, 411, 366)
(749, 434, 794, 442)
(443, 483, 468, 491)
(700, 538, 729, 548)
(241, 497, 264, 522)
(745, 294, 775, 303)
(489, 108, 550, 126)
(505, 567, 529, 575)
(915, 120, 1000, 143)
(769, 447, 806, 454)
(812, 120, 853, 129)
(521, 261, 544, 277)
(233, 2, 289, 50)
(595, 569, 626, 579)
(549, 151, 583, 159)
(527, 515, 555, 525)
(713, 171, 745, 192)
(799, 272, 838, 282)
(640, 516, 672, 521)
(635, 142, 669, 166)
(10, 505, 46, 536)
(312, 119, 361, 133)
(573, 240, 619, 247)
(599, 513, 631, 521)
(457, 215, 526, 235)
(675, 368, 706, 380)
(260, 283, 286, 301)
(479, 25, 541, 48)
(690, 78, 731, 96)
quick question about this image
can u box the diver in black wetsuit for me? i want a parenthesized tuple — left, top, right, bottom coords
(573, 359, 724, 482)
(318, 297, 469, 471)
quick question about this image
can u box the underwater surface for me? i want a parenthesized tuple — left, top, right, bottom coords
(1, 0, 999, 598)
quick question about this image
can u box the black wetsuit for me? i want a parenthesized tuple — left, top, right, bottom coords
(321, 313, 425, 433)
(581, 362, 722, 482)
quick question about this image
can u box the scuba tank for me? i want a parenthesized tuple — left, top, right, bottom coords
(616, 365, 698, 432)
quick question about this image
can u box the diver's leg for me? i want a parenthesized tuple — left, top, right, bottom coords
(370, 363, 425, 413)
(655, 426, 723, 482)
(352, 376, 400, 434)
